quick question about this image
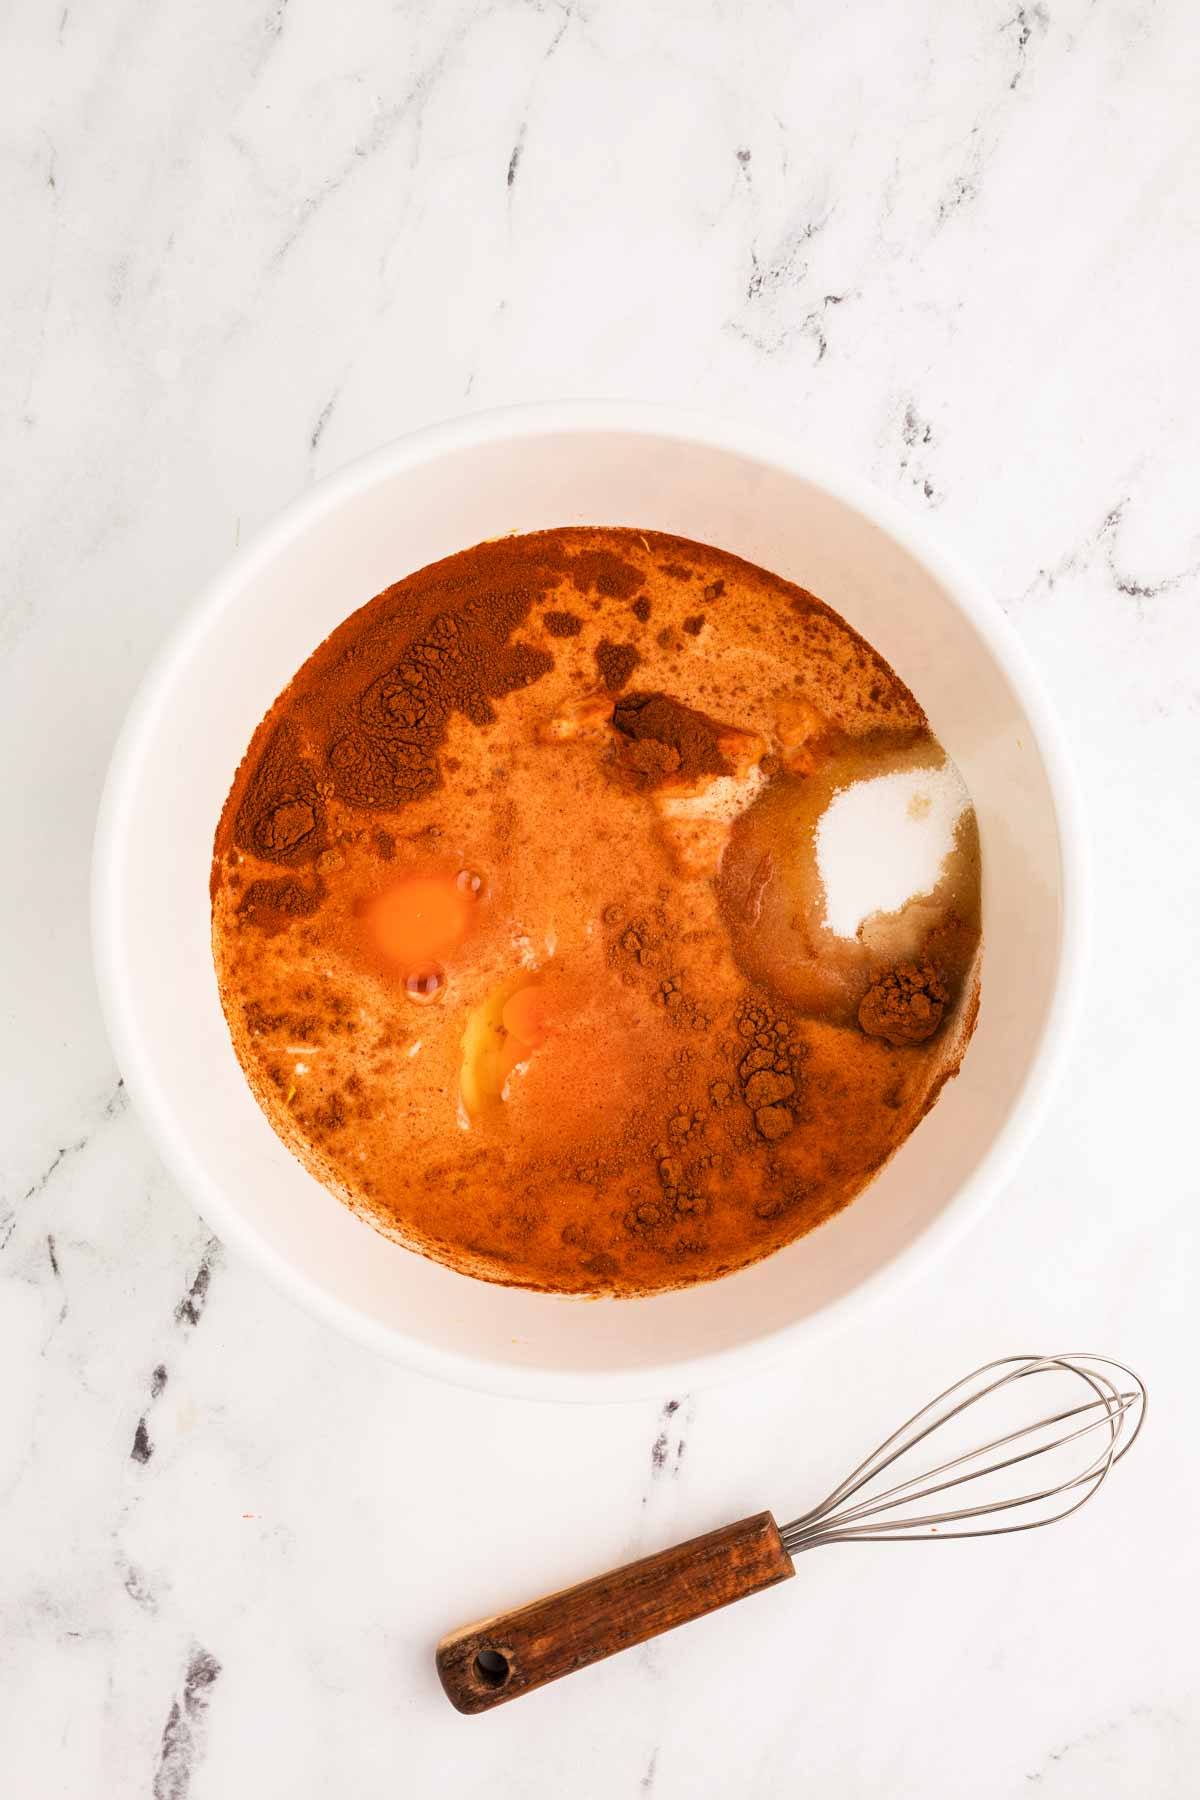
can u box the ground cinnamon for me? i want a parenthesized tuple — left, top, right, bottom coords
(223, 536, 652, 866)
(858, 963, 949, 1046)
(611, 691, 731, 787)
(212, 526, 980, 1300)
(594, 640, 641, 692)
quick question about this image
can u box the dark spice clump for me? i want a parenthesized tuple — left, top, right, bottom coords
(734, 997, 799, 1142)
(594, 639, 641, 692)
(234, 721, 327, 868)
(565, 547, 644, 599)
(544, 610, 583, 638)
(631, 596, 652, 623)
(682, 614, 706, 636)
(237, 875, 326, 934)
(858, 964, 948, 1047)
(611, 691, 731, 788)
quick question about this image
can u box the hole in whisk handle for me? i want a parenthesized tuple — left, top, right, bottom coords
(472, 1648, 511, 1688)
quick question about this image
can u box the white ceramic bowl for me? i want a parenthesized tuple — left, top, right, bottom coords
(92, 403, 1085, 1401)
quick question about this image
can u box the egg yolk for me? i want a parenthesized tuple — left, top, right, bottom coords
(367, 876, 473, 968)
(500, 983, 558, 1050)
(461, 976, 580, 1114)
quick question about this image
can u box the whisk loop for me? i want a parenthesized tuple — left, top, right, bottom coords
(780, 1353, 1146, 1553)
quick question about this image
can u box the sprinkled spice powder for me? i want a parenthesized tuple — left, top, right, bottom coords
(212, 527, 981, 1296)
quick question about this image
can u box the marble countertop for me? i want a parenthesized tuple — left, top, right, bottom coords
(4, 1, 1198, 1793)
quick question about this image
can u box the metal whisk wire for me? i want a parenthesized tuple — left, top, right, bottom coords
(780, 1354, 1146, 1555)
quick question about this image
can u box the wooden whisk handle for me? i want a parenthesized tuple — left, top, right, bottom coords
(436, 1510, 794, 1714)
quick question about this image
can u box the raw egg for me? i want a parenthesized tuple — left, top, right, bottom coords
(367, 875, 473, 967)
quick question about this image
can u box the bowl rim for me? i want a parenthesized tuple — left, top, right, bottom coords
(91, 400, 1089, 1402)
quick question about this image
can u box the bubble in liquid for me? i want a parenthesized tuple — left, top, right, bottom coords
(456, 868, 487, 900)
(405, 964, 446, 1004)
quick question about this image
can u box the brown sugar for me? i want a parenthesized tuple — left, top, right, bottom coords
(211, 527, 981, 1298)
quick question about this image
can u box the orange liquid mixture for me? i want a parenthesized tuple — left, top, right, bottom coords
(211, 528, 981, 1295)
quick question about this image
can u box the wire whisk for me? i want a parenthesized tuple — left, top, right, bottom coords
(780, 1352, 1145, 1553)
(437, 1351, 1146, 1712)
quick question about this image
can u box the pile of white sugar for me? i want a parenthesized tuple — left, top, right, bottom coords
(815, 764, 970, 939)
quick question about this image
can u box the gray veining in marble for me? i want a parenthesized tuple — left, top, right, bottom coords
(3, 0, 1199, 1793)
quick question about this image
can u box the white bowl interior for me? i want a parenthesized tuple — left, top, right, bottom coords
(95, 415, 1070, 1397)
